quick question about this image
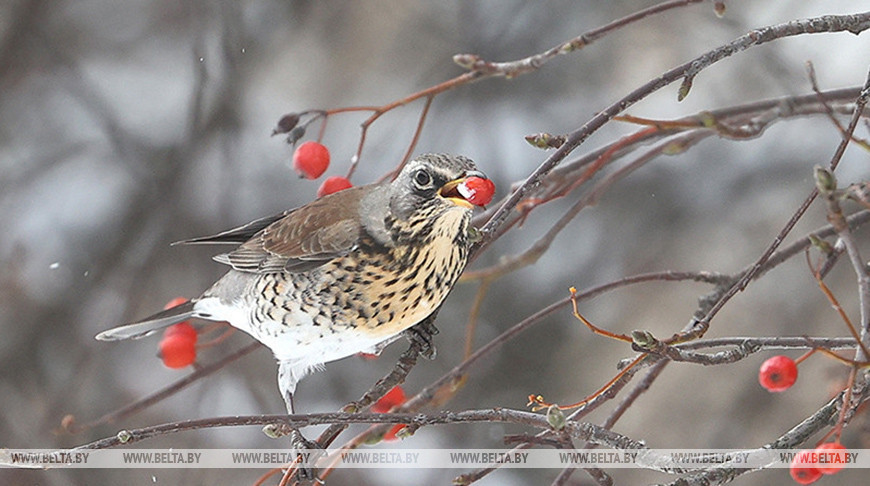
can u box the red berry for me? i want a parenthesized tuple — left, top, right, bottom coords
(759, 355, 798, 392)
(161, 298, 197, 341)
(317, 176, 353, 197)
(382, 424, 406, 442)
(790, 449, 822, 484)
(814, 442, 847, 475)
(458, 177, 495, 206)
(372, 386, 406, 413)
(164, 322, 198, 342)
(293, 141, 330, 179)
(159, 333, 197, 369)
(164, 297, 189, 310)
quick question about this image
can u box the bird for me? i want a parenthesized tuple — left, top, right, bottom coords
(96, 153, 488, 424)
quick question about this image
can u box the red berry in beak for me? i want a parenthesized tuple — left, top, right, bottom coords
(457, 176, 495, 206)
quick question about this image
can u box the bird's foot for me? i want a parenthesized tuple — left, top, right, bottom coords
(262, 425, 324, 483)
(404, 319, 439, 359)
(289, 429, 324, 483)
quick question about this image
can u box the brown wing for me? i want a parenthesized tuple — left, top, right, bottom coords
(174, 211, 291, 245)
(187, 186, 369, 274)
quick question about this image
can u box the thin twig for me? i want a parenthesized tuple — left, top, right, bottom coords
(70, 407, 642, 451)
(663, 381, 870, 486)
(64, 341, 261, 433)
(475, 12, 870, 256)
(454, 0, 706, 78)
(815, 67, 870, 362)
(314, 338, 424, 448)
(807, 61, 870, 150)
(464, 131, 710, 281)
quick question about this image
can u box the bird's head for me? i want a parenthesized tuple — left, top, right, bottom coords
(388, 154, 488, 221)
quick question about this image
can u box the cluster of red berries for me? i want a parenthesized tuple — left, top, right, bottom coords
(157, 297, 197, 369)
(280, 112, 496, 203)
(790, 442, 849, 484)
(758, 355, 852, 483)
(292, 140, 498, 206)
(292, 141, 353, 197)
(372, 385, 408, 441)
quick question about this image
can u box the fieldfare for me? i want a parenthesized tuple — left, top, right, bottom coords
(96, 153, 488, 421)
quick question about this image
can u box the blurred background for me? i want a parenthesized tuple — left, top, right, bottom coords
(2, 1, 869, 484)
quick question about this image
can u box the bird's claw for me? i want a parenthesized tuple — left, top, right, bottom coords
(404, 319, 439, 359)
(289, 429, 324, 483)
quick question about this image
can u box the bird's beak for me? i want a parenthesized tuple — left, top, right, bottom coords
(438, 170, 487, 209)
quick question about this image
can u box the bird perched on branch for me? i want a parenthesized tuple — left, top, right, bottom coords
(96, 154, 489, 427)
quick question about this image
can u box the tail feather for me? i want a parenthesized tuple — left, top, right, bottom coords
(96, 300, 196, 341)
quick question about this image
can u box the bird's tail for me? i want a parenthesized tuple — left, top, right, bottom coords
(95, 300, 196, 341)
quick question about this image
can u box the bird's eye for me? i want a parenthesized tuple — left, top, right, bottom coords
(412, 169, 432, 188)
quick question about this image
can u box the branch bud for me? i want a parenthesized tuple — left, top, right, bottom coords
(116, 429, 133, 443)
(453, 54, 480, 69)
(814, 165, 837, 194)
(286, 126, 306, 145)
(546, 406, 566, 431)
(525, 132, 566, 150)
(807, 234, 834, 255)
(272, 113, 301, 135)
(630, 330, 658, 350)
